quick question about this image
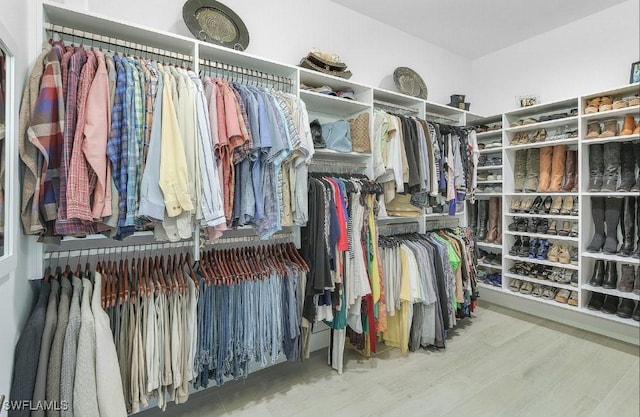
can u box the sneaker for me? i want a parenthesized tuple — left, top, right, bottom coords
(570, 271, 578, 287)
(486, 173, 496, 181)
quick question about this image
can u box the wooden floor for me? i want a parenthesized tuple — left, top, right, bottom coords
(137, 302, 640, 417)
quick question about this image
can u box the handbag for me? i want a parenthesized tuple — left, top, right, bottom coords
(321, 120, 352, 152)
(348, 112, 370, 153)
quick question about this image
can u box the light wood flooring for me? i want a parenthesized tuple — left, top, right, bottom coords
(137, 302, 640, 417)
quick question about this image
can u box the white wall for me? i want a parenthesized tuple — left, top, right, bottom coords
(83, 0, 471, 105)
(0, 0, 37, 406)
(470, 0, 640, 116)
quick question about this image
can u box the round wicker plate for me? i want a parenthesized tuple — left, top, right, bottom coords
(393, 67, 428, 99)
(183, 0, 250, 51)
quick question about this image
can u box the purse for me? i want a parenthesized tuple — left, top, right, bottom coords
(310, 119, 326, 148)
(348, 112, 370, 153)
(321, 120, 352, 152)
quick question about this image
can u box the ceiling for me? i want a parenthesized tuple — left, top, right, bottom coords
(330, 0, 629, 59)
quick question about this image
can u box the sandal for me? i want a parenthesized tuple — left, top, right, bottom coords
(547, 244, 560, 262)
(556, 269, 572, 284)
(557, 245, 571, 264)
(542, 287, 558, 300)
(537, 240, 550, 260)
(522, 117, 538, 125)
(529, 238, 540, 258)
(547, 219, 558, 235)
(510, 198, 522, 212)
(536, 219, 549, 234)
(509, 236, 523, 256)
(519, 281, 534, 295)
(567, 291, 578, 306)
(518, 237, 531, 257)
(549, 196, 563, 215)
(555, 289, 571, 304)
(532, 284, 544, 297)
(509, 279, 523, 292)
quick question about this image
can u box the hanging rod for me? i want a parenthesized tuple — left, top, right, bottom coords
(373, 99, 420, 114)
(424, 217, 459, 231)
(378, 221, 420, 236)
(199, 58, 294, 87)
(43, 240, 193, 261)
(201, 231, 294, 247)
(424, 111, 459, 123)
(44, 22, 193, 63)
(308, 159, 367, 174)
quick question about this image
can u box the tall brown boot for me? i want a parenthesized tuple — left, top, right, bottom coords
(621, 115, 636, 136)
(524, 148, 540, 192)
(537, 147, 553, 192)
(485, 197, 499, 242)
(549, 145, 567, 191)
(562, 150, 577, 191)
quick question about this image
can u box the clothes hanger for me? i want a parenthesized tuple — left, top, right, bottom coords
(184, 252, 199, 291)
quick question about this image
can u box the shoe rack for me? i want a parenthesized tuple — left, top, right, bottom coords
(466, 115, 503, 291)
(477, 83, 640, 340)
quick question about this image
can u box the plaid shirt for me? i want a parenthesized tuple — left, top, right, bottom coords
(26, 45, 65, 231)
(54, 47, 92, 236)
(106, 54, 127, 231)
(66, 49, 97, 222)
(128, 58, 145, 219)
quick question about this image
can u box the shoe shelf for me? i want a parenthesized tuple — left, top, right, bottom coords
(377, 215, 422, 224)
(581, 105, 640, 122)
(505, 231, 579, 242)
(475, 192, 503, 197)
(505, 288, 579, 311)
(504, 272, 575, 291)
(478, 148, 503, 155)
(581, 306, 640, 327)
(581, 252, 640, 265)
(582, 284, 640, 301)
(477, 261, 502, 270)
(504, 254, 579, 270)
(477, 165, 503, 171)
(476, 241, 502, 250)
(477, 180, 503, 184)
(582, 191, 639, 197)
(505, 116, 579, 134)
(581, 133, 640, 145)
(299, 90, 371, 117)
(505, 192, 579, 197)
(505, 212, 577, 220)
(505, 137, 579, 150)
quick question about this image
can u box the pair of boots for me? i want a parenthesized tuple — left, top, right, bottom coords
(537, 145, 577, 192)
(589, 142, 640, 192)
(514, 149, 540, 192)
(472, 197, 501, 243)
(587, 196, 639, 257)
(589, 116, 640, 138)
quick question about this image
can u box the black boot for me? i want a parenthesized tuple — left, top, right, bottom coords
(617, 142, 636, 191)
(477, 200, 489, 240)
(631, 142, 640, 192)
(601, 295, 620, 314)
(633, 196, 640, 259)
(602, 261, 618, 289)
(589, 260, 605, 286)
(620, 197, 636, 256)
(588, 144, 604, 192)
(603, 197, 622, 254)
(468, 202, 478, 236)
(601, 143, 621, 192)
(632, 302, 640, 321)
(587, 197, 606, 252)
(617, 298, 635, 318)
(618, 264, 635, 292)
(587, 292, 605, 310)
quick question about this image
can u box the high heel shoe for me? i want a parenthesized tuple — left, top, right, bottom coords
(542, 196, 553, 214)
(529, 196, 543, 213)
(536, 218, 549, 234)
(509, 236, 522, 256)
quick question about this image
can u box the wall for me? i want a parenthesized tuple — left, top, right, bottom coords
(470, 0, 640, 116)
(82, 0, 471, 105)
(0, 0, 37, 408)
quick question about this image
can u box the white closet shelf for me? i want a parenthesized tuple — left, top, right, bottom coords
(478, 148, 503, 154)
(581, 308, 640, 327)
(477, 262, 502, 270)
(505, 289, 579, 311)
(505, 212, 577, 220)
(478, 282, 506, 292)
(505, 116, 579, 134)
(299, 90, 370, 117)
(503, 272, 576, 291)
(299, 67, 370, 95)
(581, 105, 640, 122)
(312, 149, 371, 158)
(505, 137, 578, 150)
(377, 215, 422, 223)
(581, 133, 640, 145)
(582, 82, 640, 100)
(476, 241, 502, 250)
(582, 284, 640, 301)
(477, 165, 503, 171)
(505, 97, 578, 118)
(476, 130, 503, 139)
(506, 192, 579, 196)
(476, 180, 503, 184)
(475, 192, 503, 197)
(581, 252, 640, 265)
(582, 192, 639, 197)
(505, 231, 579, 242)
(504, 255, 579, 270)
(373, 88, 425, 108)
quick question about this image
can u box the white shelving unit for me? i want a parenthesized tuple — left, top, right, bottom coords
(472, 83, 640, 339)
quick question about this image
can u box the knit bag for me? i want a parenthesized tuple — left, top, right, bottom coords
(348, 112, 370, 153)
